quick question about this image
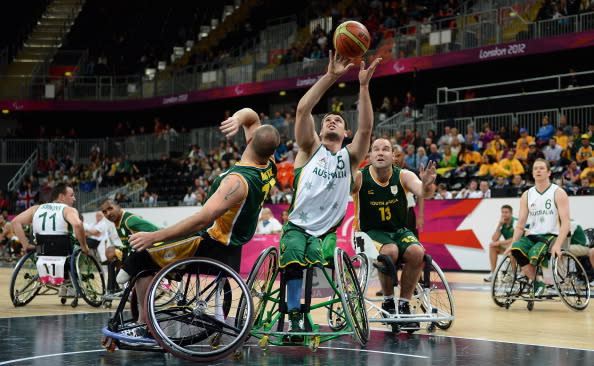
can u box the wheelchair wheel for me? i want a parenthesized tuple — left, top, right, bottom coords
(552, 251, 590, 311)
(239, 247, 278, 329)
(334, 247, 369, 346)
(491, 255, 521, 308)
(70, 249, 106, 307)
(10, 251, 41, 306)
(154, 277, 185, 308)
(350, 252, 369, 295)
(145, 257, 253, 362)
(419, 259, 455, 330)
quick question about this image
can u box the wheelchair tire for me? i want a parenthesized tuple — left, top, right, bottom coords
(491, 256, 520, 308)
(552, 251, 590, 311)
(335, 248, 369, 346)
(240, 247, 278, 330)
(70, 249, 106, 307)
(145, 257, 253, 362)
(10, 250, 41, 307)
(350, 253, 369, 296)
(419, 259, 455, 330)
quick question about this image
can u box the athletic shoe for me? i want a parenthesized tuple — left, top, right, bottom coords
(533, 281, 546, 297)
(483, 272, 493, 282)
(376, 290, 384, 296)
(283, 309, 304, 343)
(590, 280, 594, 288)
(381, 298, 396, 317)
(398, 301, 420, 329)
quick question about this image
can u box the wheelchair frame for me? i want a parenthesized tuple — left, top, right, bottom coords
(101, 256, 254, 362)
(9, 246, 106, 308)
(352, 234, 456, 334)
(491, 249, 590, 311)
(246, 246, 369, 351)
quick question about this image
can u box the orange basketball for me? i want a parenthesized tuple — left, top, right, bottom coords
(333, 21, 371, 59)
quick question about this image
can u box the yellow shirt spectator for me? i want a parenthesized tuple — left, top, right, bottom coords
(516, 129, 534, 148)
(554, 134, 568, 150)
(461, 150, 482, 165)
(499, 156, 525, 176)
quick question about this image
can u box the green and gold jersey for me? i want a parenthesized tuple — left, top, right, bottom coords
(206, 158, 276, 246)
(115, 210, 160, 248)
(353, 165, 408, 233)
(500, 217, 517, 239)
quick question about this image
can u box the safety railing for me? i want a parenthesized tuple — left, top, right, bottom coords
(80, 177, 147, 211)
(437, 69, 594, 105)
(5, 6, 594, 101)
(7, 150, 38, 192)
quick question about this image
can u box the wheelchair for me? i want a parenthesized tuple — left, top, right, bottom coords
(9, 235, 106, 308)
(101, 256, 254, 362)
(352, 232, 455, 334)
(246, 246, 369, 351)
(491, 244, 590, 311)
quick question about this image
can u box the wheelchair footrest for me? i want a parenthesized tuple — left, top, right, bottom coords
(101, 326, 157, 346)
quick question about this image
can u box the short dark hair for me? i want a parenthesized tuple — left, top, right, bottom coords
(50, 183, 72, 201)
(321, 111, 348, 130)
(501, 204, 512, 212)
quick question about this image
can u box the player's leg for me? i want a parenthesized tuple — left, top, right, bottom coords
(396, 229, 424, 328)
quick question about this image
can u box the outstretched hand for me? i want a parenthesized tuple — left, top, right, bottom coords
(129, 231, 158, 252)
(358, 57, 382, 87)
(419, 160, 437, 187)
(219, 116, 241, 139)
(327, 50, 354, 78)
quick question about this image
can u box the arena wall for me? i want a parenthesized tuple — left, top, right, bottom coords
(83, 196, 594, 272)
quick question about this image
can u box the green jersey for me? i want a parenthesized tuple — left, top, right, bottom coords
(570, 220, 588, 246)
(115, 210, 160, 249)
(500, 217, 517, 239)
(354, 165, 408, 233)
(206, 159, 277, 246)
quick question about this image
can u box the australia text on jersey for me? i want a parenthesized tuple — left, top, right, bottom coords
(312, 167, 347, 180)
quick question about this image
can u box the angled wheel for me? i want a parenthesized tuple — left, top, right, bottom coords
(552, 251, 590, 311)
(491, 255, 521, 308)
(239, 247, 278, 329)
(145, 257, 253, 362)
(418, 259, 455, 330)
(334, 247, 369, 345)
(70, 249, 106, 307)
(350, 253, 369, 295)
(10, 250, 41, 306)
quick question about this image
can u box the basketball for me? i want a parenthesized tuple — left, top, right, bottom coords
(333, 21, 371, 59)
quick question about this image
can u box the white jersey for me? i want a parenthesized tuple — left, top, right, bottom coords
(526, 183, 560, 235)
(32, 202, 70, 236)
(289, 145, 352, 236)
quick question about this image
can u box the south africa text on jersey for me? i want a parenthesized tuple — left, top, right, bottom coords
(368, 198, 399, 206)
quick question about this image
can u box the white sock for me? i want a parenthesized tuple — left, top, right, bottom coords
(116, 270, 131, 284)
(399, 298, 410, 303)
(383, 295, 394, 301)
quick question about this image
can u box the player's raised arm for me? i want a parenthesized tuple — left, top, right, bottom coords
(295, 51, 353, 163)
(401, 161, 436, 199)
(220, 108, 261, 142)
(348, 57, 381, 168)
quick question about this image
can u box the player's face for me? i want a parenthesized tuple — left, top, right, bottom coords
(320, 114, 346, 141)
(370, 139, 393, 169)
(60, 187, 76, 206)
(501, 208, 512, 221)
(532, 161, 551, 181)
(101, 202, 121, 223)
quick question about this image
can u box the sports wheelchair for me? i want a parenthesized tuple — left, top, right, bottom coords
(352, 232, 455, 334)
(491, 243, 590, 311)
(101, 256, 254, 362)
(245, 246, 369, 351)
(9, 235, 106, 308)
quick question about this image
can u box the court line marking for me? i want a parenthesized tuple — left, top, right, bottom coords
(0, 349, 104, 365)
(425, 333, 594, 352)
(315, 345, 429, 359)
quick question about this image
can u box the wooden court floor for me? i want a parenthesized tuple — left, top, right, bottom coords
(1, 267, 592, 351)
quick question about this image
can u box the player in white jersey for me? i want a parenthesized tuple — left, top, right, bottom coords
(506, 159, 570, 296)
(11, 183, 89, 255)
(279, 51, 381, 341)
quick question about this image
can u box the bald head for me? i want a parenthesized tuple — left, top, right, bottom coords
(252, 125, 280, 158)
